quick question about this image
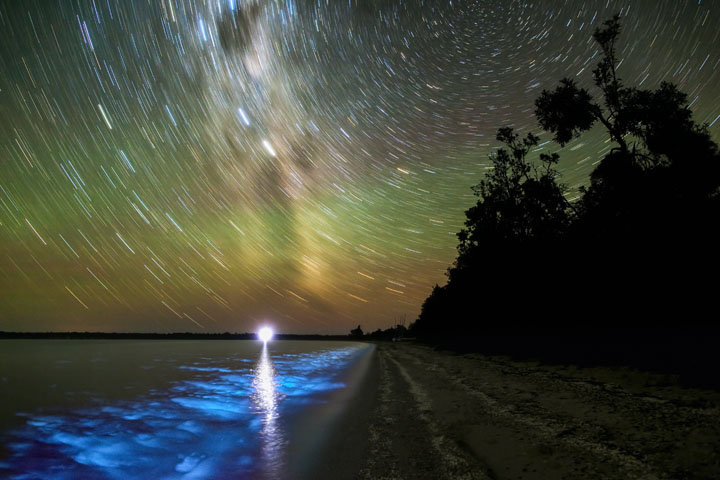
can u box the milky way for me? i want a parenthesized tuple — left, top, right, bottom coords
(1, 1, 719, 333)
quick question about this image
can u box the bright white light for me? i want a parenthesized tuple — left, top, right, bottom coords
(262, 140, 277, 157)
(258, 326, 274, 343)
(237, 107, 250, 126)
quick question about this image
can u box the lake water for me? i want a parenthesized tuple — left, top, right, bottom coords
(0, 340, 374, 479)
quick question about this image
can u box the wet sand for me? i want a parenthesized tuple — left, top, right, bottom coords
(347, 342, 720, 480)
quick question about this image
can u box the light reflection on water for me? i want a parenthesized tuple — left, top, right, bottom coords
(0, 340, 370, 479)
(252, 343, 283, 478)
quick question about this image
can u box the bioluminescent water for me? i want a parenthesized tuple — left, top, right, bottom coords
(0, 340, 373, 479)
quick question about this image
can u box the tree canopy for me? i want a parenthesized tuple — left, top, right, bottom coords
(410, 15, 720, 343)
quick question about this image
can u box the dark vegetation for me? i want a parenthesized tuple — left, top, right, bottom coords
(363, 323, 408, 341)
(346, 322, 408, 341)
(408, 16, 720, 386)
(349, 324, 364, 339)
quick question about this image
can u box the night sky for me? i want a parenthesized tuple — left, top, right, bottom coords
(1, 1, 719, 334)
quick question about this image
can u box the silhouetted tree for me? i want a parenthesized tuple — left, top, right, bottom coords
(412, 126, 572, 341)
(411, 14, 720, 343)
(349, 324, 364, 338)
(535, 15, 720, 246)
(536, 14, 720, 310)
(452, 127, 571, 276)
(410, 283, 448, 339)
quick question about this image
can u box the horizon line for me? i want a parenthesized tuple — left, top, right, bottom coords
(0, 331, 354, 338)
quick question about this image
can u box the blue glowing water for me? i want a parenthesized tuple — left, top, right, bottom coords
(0, 340, 373, 479)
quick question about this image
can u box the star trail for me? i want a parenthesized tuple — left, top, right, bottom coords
(1, 1, 719, 333)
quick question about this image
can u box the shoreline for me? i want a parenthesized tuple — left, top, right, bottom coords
(345, 342, 720, 480)
(298, 343, 379, 480)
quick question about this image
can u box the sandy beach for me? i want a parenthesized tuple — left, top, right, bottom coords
(330, 342, 720, 480)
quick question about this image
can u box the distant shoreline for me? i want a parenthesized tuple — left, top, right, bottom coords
(0, 331, 352, 341)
